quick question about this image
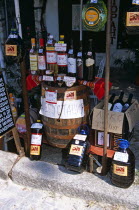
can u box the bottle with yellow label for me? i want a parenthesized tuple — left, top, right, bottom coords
(30, 120, 43, 161)
(110, 139, 135, 188)
(29, 38, 38, 75)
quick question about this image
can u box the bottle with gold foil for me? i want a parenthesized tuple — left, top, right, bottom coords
(38, 38, 46, 76)
(29, 38, 38, 75)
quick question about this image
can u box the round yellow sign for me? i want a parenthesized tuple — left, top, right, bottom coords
(85, 7, 100, 26)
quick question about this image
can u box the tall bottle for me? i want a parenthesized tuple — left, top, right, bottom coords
(57, 35, 67, 76)
(38, 38, 46, 76)
(112, 91, 124, 112)
(46, 34, 57, 74)
(30, 120, 43, 161)
(67, 39, 76, 77)
(77, 41, 84, 80)
(5, 22, 24, 65)
(85, 39, 95, 81)
(122, 93, 133, 112)
(29, 38, 38, 75)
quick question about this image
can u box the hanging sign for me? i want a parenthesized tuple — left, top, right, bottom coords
(82, 0, 107, 32)
(0, 74, 14, 136)
(40, 98, 84, 119)
(45, 90, 57, 104)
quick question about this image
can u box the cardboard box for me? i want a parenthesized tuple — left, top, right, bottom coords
(92, 97, 139, 134)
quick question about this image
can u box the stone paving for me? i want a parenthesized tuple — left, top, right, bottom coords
(0, 178, 135, 210)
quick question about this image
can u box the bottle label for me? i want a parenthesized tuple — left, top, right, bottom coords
(57, 54, 67, 66)
(31, 134, 42, 145)
(77, 58, 83, 79)
(113, 151, 129, 163)
(113, 164, 128, 176)
(86, 58, 95, 67)
(38, 56, 46, 70)
(77, 52, 82, 57)
(43, 75, 54, 82)
(30, 55, 38, 71)
(69, 144, 83, 156)
(87, 51, 92, 56)
(112, 103, 123, 112)
(5, 45, 17, 56)
(30, 145, 40, 155)
(39, 49, 43, 53)
(67, 58, 76, 73)
(46, 51, 57, 64)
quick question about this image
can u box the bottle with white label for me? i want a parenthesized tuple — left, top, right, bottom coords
(38, 38, 46, 76)
(110, 139, 135, 188)
(111, 91, 124, 112)
(67, 39, 76, 77)
(57, 35, 68, 76)
(30, 120, 43, 161)
(85, 39, 95, 81)
(77, 41, 84, 80)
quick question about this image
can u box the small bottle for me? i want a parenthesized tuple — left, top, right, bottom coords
(29, 38, 38, 75)
(67, 39, 76, 77)
(85, 39, 95, 81)
(57, 35, 68, 76)
(30, 120, 43, 161)
(5, 21, 24, 65)
(110, 139, 135, 188)
(46, 34, 57, 74)
(38, 38, 46, 76)
(111, 91, 124, 112)
(122, 93, 133, 112)
(77, 41, 84, 80)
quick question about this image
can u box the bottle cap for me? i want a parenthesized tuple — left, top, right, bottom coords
(117, 139, 129, 149)
(60, 35, 64, 39)
(39, 38, 45, 46)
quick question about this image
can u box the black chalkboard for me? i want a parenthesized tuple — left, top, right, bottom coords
(0, 73, 15, 136)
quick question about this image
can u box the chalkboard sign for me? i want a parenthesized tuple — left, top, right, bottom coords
(0, 73, 15, 136)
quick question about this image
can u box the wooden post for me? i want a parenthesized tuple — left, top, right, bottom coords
(101, 0, 112, 175)
(20, 59, 31, 156)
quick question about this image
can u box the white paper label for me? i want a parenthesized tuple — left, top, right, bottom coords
(38, 56, 46, 70)
(45, 90, 57, 104)
(112, 103, 123, 112)
(55, 43, 67, 52)
(46, 51, 57, 64)
(31, 123, 43, 129)
(67, 58, 76, 73)
(31, 134, 42, 145)
(97, 132, 109, 147)
(40, 98, 84, 119)
(73, 134, 87, 141)
(43, 75, 54, 81)
(86, 58, 95, 67)
(57, 54, 67, 66)
(113, 151, 129, 163)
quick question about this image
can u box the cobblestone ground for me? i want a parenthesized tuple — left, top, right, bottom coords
(0, 178, 135, 210)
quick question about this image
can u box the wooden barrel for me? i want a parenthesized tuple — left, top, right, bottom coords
(41, 84, 90, 148)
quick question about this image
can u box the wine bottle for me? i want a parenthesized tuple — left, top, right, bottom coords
(122, 93, 133, 112)
(77, 41, 84, 80)
(108, 93, 116, 111)
(38, 38, 46, 76)
(85, 39, 95, 81)
(5, 22, 24, 65)
(112, 91, 124, 112)
(57, 35, 67, 76)
(46, 34, 57, 74)
(67, 39, 76, 77)
(29, 38, 38, 75)
(30, 120, 43, 161)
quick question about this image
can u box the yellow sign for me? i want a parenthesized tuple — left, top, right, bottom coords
(126, 12, 139, 26)
(30, 145, 40, 155)
(85, 7, 99, 26)
(69, 144, 83, 156)
(113, 164, 128, 176)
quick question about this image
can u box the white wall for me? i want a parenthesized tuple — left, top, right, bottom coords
(45, 0, 59, 41)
